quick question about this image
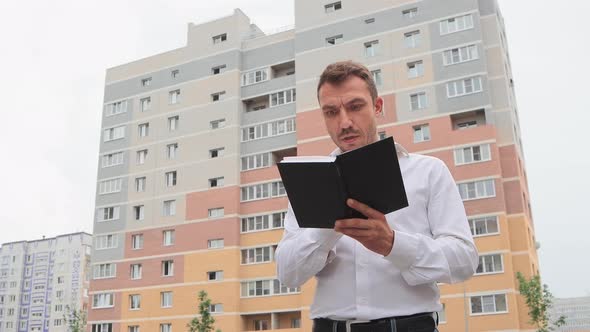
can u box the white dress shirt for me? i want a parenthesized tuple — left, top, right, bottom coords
(275, 143, 479, 320)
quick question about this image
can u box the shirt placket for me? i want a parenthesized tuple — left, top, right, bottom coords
(355, 242, 371, 318)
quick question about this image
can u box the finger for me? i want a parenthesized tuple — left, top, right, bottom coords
(347, 199, 385, 220)
(335, 219, 371, 231)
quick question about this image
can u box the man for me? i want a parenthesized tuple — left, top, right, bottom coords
(275, 61, 479, 332)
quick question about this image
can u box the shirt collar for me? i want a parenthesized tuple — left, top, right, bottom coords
(329, 140, 409, 157)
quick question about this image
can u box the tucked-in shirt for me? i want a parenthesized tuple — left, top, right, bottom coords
(275, 143, 479, 320)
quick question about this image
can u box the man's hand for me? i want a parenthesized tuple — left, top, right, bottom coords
(334, 198, 394, 256)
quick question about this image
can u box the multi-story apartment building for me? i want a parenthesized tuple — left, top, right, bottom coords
(88, 0, 539, 331)
(550, 296, 590, 332)
(0, 233, 92, 332)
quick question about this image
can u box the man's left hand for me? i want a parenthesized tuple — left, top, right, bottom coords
(334, 198, 394, 256)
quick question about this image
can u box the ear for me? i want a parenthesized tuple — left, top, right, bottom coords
(374, 96, 384, 117)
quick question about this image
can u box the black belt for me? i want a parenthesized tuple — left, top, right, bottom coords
(313, 312, 436, 332)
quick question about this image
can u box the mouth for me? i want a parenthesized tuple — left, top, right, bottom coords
(341, 135, 359, 144)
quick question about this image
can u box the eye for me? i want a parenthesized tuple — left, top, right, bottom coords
(349, 104, 363, 111)
(323, 109, 338, 117)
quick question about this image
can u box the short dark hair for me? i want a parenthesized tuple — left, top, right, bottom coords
(317, 61, 378, 103)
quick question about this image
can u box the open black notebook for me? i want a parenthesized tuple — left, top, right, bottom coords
(277, 137, 408, 228)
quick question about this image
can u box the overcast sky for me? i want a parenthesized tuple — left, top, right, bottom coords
(0, 0, 588, 298)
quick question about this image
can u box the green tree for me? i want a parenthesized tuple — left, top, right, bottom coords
(516, 272, 566, 332)
(63, 305, 87, 332)
(187, 290, 221, 332)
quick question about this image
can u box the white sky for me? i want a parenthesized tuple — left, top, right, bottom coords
(0, 0, 588, 298)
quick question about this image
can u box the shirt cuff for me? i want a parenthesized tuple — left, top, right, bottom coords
(384, 230, 419, 270)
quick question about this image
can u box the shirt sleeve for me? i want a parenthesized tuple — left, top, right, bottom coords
(275, 204, 343, 288)
(384, 159, 479, 286)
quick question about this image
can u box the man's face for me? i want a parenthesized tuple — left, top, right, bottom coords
(318, 76, 383, 152)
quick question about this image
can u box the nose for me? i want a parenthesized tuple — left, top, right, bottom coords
(339, 109, 353, 129)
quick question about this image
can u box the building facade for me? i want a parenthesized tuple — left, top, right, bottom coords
(0, 233, 92, 332)
(88, 0, 539, 331)
(550, 296, 590, 332)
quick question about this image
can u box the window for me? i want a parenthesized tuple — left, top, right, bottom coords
(212, 33, 227, 44)
(407, 60, 424, 78)
(458, 120, 478, 129)
(129, 294, 141, 310)
(209, 304, 223, 313)
(209, 177, 224, 188)
(163, 230, 175, 246)
(134, 205, 145, 221)
(163, 200, 176, 216)
(135, 177, 146, 192)
(469, 216, 499, 236)
(95, 234, 118, 250)
(128, 326, 140, 332)
(93, 323, 113, 332)
(291, 318, 301, 328)
(404, 30, 420, 48)
(140, 97, 151, 112)
(241, 118, 296, 142)
(364, 18, 375, 24)
(325, 1, 342, 13)
(270, 89, 296, 107)
(161, 260, 174, 277)
(55, 304, 63, 312)
(161, 292, 173, 307)
(364, 40, 379, 57)
(211, 91, 226, 102)
(208, 239, 224, 249)
(105, 100, 128, 116)
(171, 69, 179, 78)
(92, 293, 114, 308)
(326, 34, 343, 46)
(166, 143, 178, 159)
(413, 125, 430, 143)
(440, 14, 474, 35)
(169, 89, 180, 104)
(100, 206, 120, 222)
(209, 119, 226, 131)
(93, 263, 116, 279)
(378, 131, 387, 140)
(371, 69, 382, 86)
(255, 320, 269, 331)
(136, 149, 148, 164)
(102, 152, 124, 168)
(443, 44, 479, 65)
(240, 279, 300, 298)
(103, 126, 125, 142)
(168, 116, 179, 131)
(208, 207, 225, 218)
(447, 77, 483, 98)
(458, 179, 496, 200)
(241, 152, 271, 171)
(130, 264, 142, 279)
(98, 179, 122, 195)
(470, 293, 507, 314)
(141, 78, 151, 87)
(212, 65, 226, 75)
(476, 254, 503, 274)
(241, 69, 269, 86)
(165, 171, 177, 187)
(131, 234, 143, 250)
(241, 246, 275, 264)
(210, 147, 225, 159)
(454, 144, 491, 165)
(402, 7, 418, 18)
(410, 92, 427, 110)
(208, 271, 223, 281)
(160, 324, 172, 332)
(241, 181, 286, 201)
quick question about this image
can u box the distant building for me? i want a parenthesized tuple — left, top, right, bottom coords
(0, 233, 92, 332)
(550, 296, 590, 332)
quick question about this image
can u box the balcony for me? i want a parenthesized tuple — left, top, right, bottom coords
(450, 108, 487, 130)
(241, 311, 302, 331)
(242, 61, 295, 99)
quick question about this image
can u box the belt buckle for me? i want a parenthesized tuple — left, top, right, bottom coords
(345, 319, 370, 332)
